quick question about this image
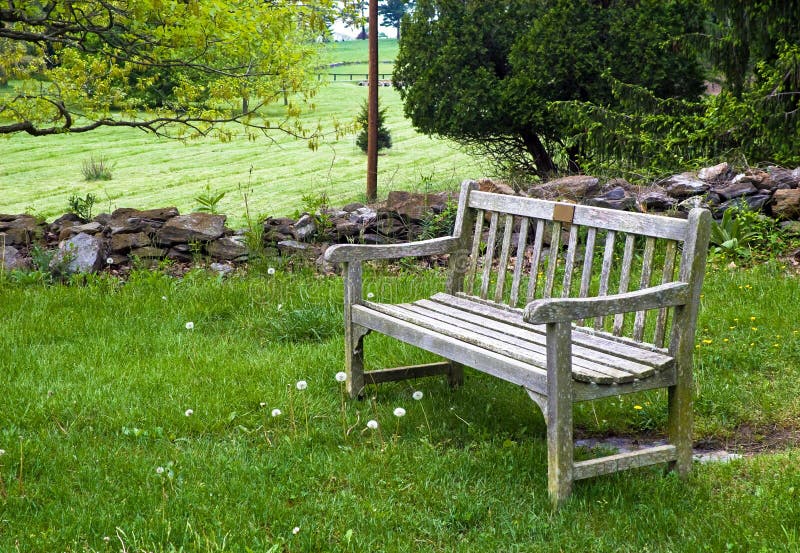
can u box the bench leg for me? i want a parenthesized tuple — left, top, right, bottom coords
(667, 382, 693, 477)
(545, 322, 574, 508)
(447, 361, 464, 388)
(345, 326, 368, 399)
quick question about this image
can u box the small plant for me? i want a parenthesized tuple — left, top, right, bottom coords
(355, 98, 392, 154)
(420, 200, 458, 240)
(710, 203, 786, 261)
(195, 184, 226, 214)
(67, 193, 97, 221)
(81, 155, 114, 181)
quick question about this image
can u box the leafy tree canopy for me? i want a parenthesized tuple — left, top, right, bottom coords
(395, 0, 706, 177)
(0, 0, 340, 143)
(378, 0, 414, 39)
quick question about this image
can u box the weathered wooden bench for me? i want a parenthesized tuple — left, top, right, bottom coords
(325, 180, 711, 506)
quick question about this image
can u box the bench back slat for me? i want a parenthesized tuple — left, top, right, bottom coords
(452, 184, 708, 350)
(654, 241, 678, 348)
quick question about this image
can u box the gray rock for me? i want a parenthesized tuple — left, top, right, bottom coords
(335, 220, 361, 238)
(677, 195, 712, 211)
(698, 162, 729, 182)
(0, 215, 45, 246)
(383, 191, 450, 222)
(349, 207, 377, 225)
(263, 217, 295, 235)
(58, 221, 103, 241)
(293, 214, 317, 241)
(639, 189, 677, 211)
(209, 262, 234, 276)
(1, 244, 29, 271)
(662, 172, 710, 198)
(130, 246, 166, 259)
(109, 207, 179, 234)
(767, 166, 800, 190)
(585, 187, 636, 211)
(157, 213, 226, 244)
(110, 232, 151, 252)
(477, 178, 516, 196)
(714, 180, 757, 201)
(50, 232, 104, 274)
(772, 189, 800, 219)
(360, 233, 394, 245)
(538, 175, 600, 199)
(207, 236, 248, 260)
(277, 239, 313, 254)
(342, 202, 365, 212)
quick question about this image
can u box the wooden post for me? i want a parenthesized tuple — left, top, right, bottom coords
(366, 0, 378, 202)
(546, 321, 574, 507)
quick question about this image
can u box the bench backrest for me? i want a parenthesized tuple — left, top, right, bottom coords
(447, 181, 711, 353)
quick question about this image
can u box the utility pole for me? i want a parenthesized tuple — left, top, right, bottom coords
(366, 0, 378, 202)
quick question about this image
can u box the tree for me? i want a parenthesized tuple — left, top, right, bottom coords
(378, 0, 414, 39)
(394, 0, 706, 177)
(0, 1, 338, 141)
(356, 99, 391, 153)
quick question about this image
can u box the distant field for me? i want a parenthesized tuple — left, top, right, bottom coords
(0, 39, 486, 227)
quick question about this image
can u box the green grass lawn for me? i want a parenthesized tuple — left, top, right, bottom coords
(0, 38, 484, 227)
(0, 262, 798, 551)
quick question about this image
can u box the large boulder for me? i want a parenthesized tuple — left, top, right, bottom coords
(157, 213, 226, 244)
(538, 175, 601, 200)
(50, 232, 104, 274)
(110, 232, 151, 252)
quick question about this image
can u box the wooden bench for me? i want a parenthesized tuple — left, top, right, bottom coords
(324, 180, 711, 506)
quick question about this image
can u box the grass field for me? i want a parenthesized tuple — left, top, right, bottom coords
(0, 39, 485, 227)
(0, 262, 798, 551)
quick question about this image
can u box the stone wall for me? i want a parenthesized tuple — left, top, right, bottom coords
(2, 163, 799, 275)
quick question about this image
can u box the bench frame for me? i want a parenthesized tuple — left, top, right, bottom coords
(325, 180, 711, 507)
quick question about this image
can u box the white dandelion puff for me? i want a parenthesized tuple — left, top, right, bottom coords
(367, 292, 375, 299)
(106, 257, 114, 265)
(393, 407, 406, 417)
(335, 371, 347, 383)
(185, 321, 194, 330)
(267, 267, 276, 275)
(366, 420, 378, 430)
(161, 296, 168, 301)
(292, 527, 300, 535)
(271, 408, 282, 417)
(296, 380, 308, 391)
(412, 391, 424, 401)
(156, 466, 165, 474)
(259, 402, 267, 408)
(184, 409, 193, 417)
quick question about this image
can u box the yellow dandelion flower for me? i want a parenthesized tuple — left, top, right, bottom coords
(634, 405, 643, 410)
(723, 338, 729, 342)
(751, 327, 758, 331)
(729, 326, 735, 330)
(773, 344, 780, 348)
(750, 316, 756, 321)
(702, 339, 713, 344)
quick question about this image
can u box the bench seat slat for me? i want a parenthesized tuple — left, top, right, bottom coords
(395, 302, 644, 384)
(435, 293, 673, 369)
(365, 301, 629, 384)
(351, 304, 548, 394)
(410, 300, 662, 380)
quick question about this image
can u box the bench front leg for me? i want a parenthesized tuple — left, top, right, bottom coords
(344, 261, 367, 398)
(546, 321, 574, 508)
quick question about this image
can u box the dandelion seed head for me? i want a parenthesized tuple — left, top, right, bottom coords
(156, 466, 165, 474)
(412, 391, 423, 401)
(184, 409, 193, 417)
(185, 321, 194, 330)
(335, 371, 347, 383)
(292, 527, 300, 535)
(367, 292, 375, 299)
(0, 449, 5, 456)
(277, 304, 283, 310)
(267, 267, 276, 275)
(259, 402, 267, 408)
(393, 407, 406, 417)
(103, 536, 110, 543)
(296, 380, 308, 391)
(161, 296, 168, 301)
(271, 408, 282, 417)
(366, 420, 378, 429)
(106, 257, 114, 265)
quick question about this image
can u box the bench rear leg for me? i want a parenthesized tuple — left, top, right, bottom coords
(345, 326, 367, 399)
(667, 382, 692, 477)
(447, 361, 464, 388)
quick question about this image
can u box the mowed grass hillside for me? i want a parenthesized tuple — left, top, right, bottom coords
(0, 40, 484, 226)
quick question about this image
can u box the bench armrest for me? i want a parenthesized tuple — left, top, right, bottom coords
(324, 236, 460, 263)
(523, 282, 689, 324)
